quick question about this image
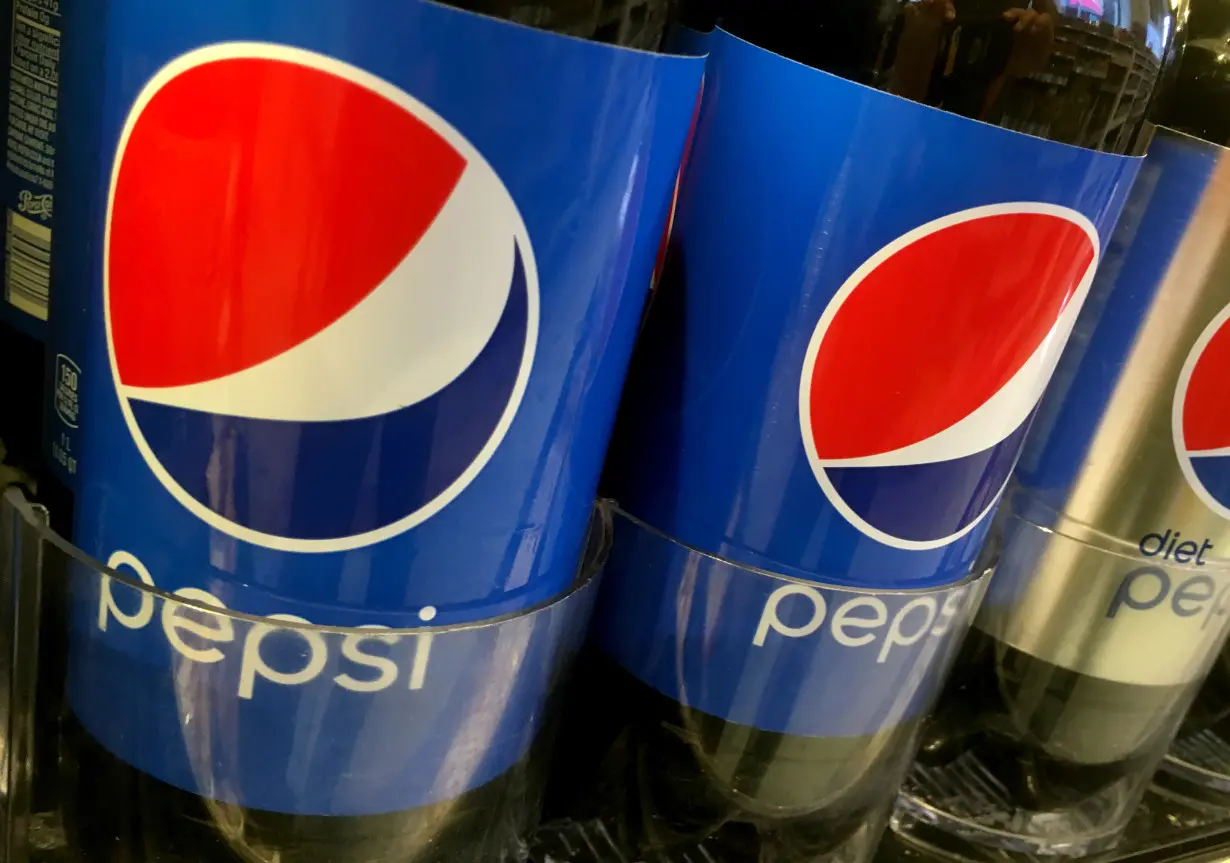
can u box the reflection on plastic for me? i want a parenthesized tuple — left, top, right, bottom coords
(0, 488, 608, 863)
(554, 509, 988, 863)
(597, 511, 986, 739)
(896, 493, 1230, 856)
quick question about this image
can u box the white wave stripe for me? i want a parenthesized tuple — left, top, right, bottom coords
(122, 162, 518, 422)
(1189, 446, 1230, 458)
(820, 243, 1097, 468)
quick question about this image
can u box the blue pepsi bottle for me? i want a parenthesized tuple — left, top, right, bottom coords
(40, 1, 704, 861)
(1168, 0, 1230, 742)
(548, 0, 1176, 857)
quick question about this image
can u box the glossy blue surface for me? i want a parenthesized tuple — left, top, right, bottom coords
(605, 29, 1141, 590)
(51, 0, 703, 622)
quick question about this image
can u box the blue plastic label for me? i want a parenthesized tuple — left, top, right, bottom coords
(605, 28, 1143, 589)
(55, 0, 701, 620)
(594, 513, 984, 737)
(53, 0, 701, 814)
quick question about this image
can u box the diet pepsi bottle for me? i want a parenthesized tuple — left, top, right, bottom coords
(902, 3, 1230, 839)
(43, 1, 703, 861)
(549, 0, 1177, 857)
(1167, 0, 1230, 745)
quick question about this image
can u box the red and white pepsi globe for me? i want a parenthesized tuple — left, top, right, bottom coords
(1176, 302, 1230, 519)
(799, 203, 1099, 549)
(104, 43, 539, 552)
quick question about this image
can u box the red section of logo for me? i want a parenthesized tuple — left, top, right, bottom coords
(808, 211, 1096, 460)
(109, 57, 466, 389)
(1183, 316, 1230, 452)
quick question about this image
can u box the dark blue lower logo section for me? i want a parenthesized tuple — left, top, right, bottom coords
(593, 512, 985, 739)
(68, 549, 596, 815)
(1191, 454, 1230, 510)
(128, 249, 528, 541)
(824, 423, 1030, 544)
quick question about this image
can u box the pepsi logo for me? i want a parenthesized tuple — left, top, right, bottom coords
(1174, 302, 1230, 519)
(104, 44, 539, 552)
(799, 204, 1099, 550)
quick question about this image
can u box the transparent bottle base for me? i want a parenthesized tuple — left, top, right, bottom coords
(890, 492, 1230, 859)
(547, 508, 988, 863)
(0, 488, 610, 863)
(894, 755, 1134, 857)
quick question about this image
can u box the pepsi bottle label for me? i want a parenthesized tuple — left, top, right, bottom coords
(52, 0, 701, 621)
(1, 0, 58, 338)
(605, 28, 1143, 590)
(50, 0, 702, 815)
(69, 544, 598, 814)
(976, 502, 1230, 686)
(593, 511, 985, 738)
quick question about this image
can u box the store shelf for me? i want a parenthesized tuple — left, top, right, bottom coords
(529, 791, 1230, 863)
